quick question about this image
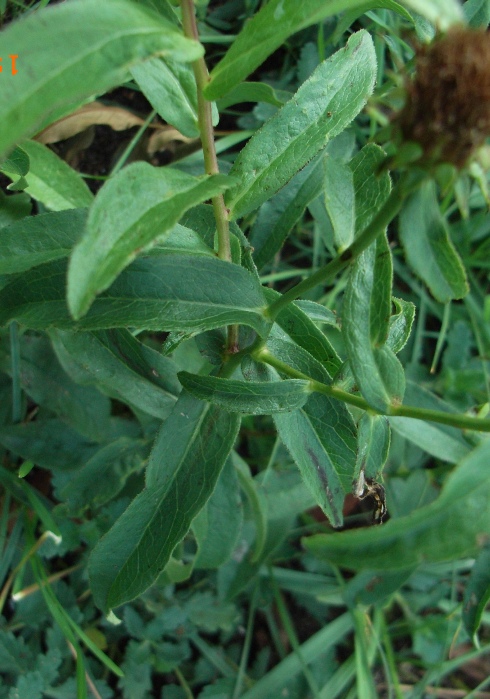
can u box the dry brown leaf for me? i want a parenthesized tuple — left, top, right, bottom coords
(147, 127, 195, 156)
(35, 102, 148, 144)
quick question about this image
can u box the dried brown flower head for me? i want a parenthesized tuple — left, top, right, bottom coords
(396, 27, 490, 168)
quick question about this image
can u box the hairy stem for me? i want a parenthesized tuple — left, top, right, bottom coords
(180, 0, 238, 351)
(257, 349, 490, 433)
(180, 0, 231, 261)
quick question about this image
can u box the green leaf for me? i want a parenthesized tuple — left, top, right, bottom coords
(20, 480, 62, 539)
(59, 438, 150, 514)
(294, 300, 338, 326)
(232, 613, 353, 698)
(0, 209, 87, 274)
(131, 58, 200, 138)
(274, 392, 357, 528)
(149, 223, 215, 258)
(324, 157, 355, 252)
(0, 0, 203, 158)
(463, 542, 490, 642)
(178, 371, 311, 414)
(367, 236, 398, 349)
(264, 334, 356, 528)
(354, 413, 390, 484)
(343, 234, 405, 412)
(305, 438, 490, 571)
(343, 567, 414, 608)
(185, 592, 239, 632)
(265, 336, 331, 383)
(399, 181, 469, 303)
(389, 381, 471, 463)
(399, 0, 463, 28)
(463, 0, 490, 27)
(233, 452, 268, 563)
(250, 153, 325, 270)
(9, 671, 44, 699)
(193, 457, 243, 569)
(0, 191, 32, 228)
(217, 82, 291, 110)
(180, 204, 254, 273)
(119, 641, 152, 699)
(224, 517, 294, 601)
(89, 391, 240, 612)
(0, 146, 29, 177)
(68, 164, 232, 319)
(18, 460, 35, 479)
(0, 257, 270, 337)
(0, 419, 98, 471)
(16, 141, 93, 211)
(224, 31, 377, 219)
(386, 297, 416, 353)
(205, 1, 406, 100)
(330, 1, 414, 43)
(51, 329, 180, 420)
(350, 144, 391, 236)
(0, 334, 111, 442)
(264, 288, 341, 377)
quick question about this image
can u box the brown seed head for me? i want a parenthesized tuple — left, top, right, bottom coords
(396, 27, 490, 168)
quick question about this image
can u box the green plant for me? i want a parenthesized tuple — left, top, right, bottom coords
(1, 0, 490, 696)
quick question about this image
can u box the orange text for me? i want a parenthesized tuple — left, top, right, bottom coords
(0, 55, 18, 75)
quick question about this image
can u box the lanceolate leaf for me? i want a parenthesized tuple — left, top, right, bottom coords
(265, 337, 331, 384)
(0, 209, 87, 274)
(233, 452, 268, 563)
(149, 223, 215, 258)
(305, 439, 490, 571)
(60, 438, 151, 514)
(193, 457, 243, 569)
(131, 58, 200, 138)
(18, 141, 93, 211)
(399, 181, 469, 303)
(0, 0, 203, 158)
(250, 153, 326, 270)
(0, 419, 98, 471)
(264, 288, 342, 377)
(0, 257, 270, 337)
(0, 334, 110, 442)
(217, 82, 291, 110)
(68, 164, 232, 319)
(324, 157, 355, 252)
(204, 0, 408, 100)
(260, 338, 356, 527)
(89, 391, 241, 612)
(354, 413, 390, 484)
(350, 144, 391, 236)
(275, 393, 357, 528)
(178, 372, 311, 414)
(343, 235, 405, 412)
(51, 329, 180, 420)
(225, 31, 376, 219)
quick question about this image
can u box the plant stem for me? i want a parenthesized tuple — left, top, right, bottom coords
(256, 349, 490, 433)
(180, 0, 231, 263)
(180, 0, 238, 352)
(266, 170, 424, 320)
